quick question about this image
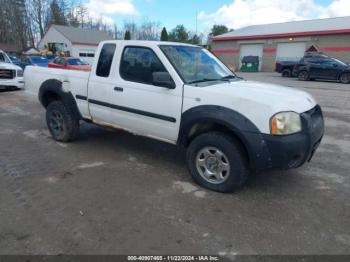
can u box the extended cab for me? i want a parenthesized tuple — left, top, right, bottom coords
(24, 41, 324, 193)
(0, 50, 24, 90)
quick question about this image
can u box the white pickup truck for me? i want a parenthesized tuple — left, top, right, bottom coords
(0, 50, 24, 90)
(25, 40, 324, 192)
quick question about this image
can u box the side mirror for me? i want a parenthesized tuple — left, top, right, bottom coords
(152, 72, 176, 89)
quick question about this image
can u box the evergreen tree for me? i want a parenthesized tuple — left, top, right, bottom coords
(49, 0, 67, 26)
(190, 34, 201, 45)
(160, 27, 168, 41)
(124, 30, 131, 40)
(169, 25, 189, 43)
(209, 25, 230, 38)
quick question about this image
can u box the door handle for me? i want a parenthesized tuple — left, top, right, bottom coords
(114, 87, 124, 92)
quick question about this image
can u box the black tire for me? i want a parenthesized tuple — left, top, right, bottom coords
(298, 70, 310, 81)
(339, 72, 350, 84)
(186, 132, 249, 193)
(281, 69, 291, 77)
(46, 101, 80, 142)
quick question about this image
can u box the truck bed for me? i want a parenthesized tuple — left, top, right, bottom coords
(24, 66, 90, 97)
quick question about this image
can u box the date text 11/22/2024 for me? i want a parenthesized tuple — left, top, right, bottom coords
(127, 255, 221, 261)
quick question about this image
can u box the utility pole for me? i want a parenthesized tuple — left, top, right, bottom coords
(195, 10, 198, 35)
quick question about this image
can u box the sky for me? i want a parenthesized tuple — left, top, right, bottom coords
(83, 0, 350, 33)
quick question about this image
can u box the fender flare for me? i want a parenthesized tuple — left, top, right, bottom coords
(38, 79, 82, 120)
(178, 105, 269, 169)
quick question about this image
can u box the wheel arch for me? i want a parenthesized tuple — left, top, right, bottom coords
(178, 105, 264, 168)
(39, 79, 82, 120)
(338, 70, 350, 81)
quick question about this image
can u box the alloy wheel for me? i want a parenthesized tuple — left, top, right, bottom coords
(48, 110, 64, 137)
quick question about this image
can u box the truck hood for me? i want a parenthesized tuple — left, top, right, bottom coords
(0, 62, 22, 71)
(183, 79, 318, 134)
(195, 80, 316, 114)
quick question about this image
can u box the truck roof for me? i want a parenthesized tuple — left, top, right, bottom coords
(99, 40, 199, 48)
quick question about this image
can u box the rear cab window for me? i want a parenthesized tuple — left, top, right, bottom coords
(96, 43, 116, 77)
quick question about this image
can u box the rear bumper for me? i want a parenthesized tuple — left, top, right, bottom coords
(247, 105, 324, 171)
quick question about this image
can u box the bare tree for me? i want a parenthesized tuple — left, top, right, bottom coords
(0, 0, 31, 50)
(123, 20, 138, 40)
(27, 0, 50, 38)
(138, 19, 161, 41)
(75, 3, 88, 28)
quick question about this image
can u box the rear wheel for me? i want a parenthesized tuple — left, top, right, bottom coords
(298, 70, 309, 81)
(281, 69, 291, 77)
(186, 132, 249, 193)
(46, 101, 80, 142)
(339, 72, 350, 84)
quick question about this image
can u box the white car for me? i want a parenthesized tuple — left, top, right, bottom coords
(24, 41, 324, 193)
(0, 50, 24, 90)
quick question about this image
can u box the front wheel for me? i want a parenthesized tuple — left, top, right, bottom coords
(186, 132, 249, 193)
(339, 72, 350, 84)
(298, 70, 310, 81)
(46, 101, 80, 142)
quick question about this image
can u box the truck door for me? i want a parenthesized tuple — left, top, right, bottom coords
(319, 59, 341, 80)
(87, 43, 183, 143)
(87, 43, 117, 123)
(110, 45, 183, 143)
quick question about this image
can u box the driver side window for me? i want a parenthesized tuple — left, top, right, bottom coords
(120, 47, 167, 85)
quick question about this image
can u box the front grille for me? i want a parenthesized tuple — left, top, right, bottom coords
(0, 69, 15, 79)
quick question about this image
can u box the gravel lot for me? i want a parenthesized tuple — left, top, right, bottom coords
(0, 73, 349, 257)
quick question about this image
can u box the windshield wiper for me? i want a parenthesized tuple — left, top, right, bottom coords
(221, 75, 236, 80)
(188, 75, 236, 85)
(188, 78, 222, 84)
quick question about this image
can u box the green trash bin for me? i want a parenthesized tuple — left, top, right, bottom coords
(240, 56, 259, 72)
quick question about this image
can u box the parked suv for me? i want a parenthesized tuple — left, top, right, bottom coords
(293, 54, 350, 83)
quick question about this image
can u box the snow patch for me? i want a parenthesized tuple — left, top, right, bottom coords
(78, 162, 105, 169)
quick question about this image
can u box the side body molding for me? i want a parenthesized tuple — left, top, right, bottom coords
(178, 105, 272, 171)
(38, 79, 82, 120)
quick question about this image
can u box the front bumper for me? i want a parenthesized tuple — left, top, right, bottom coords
(0, 77, 24, 89)
(249, 105, 324, 171)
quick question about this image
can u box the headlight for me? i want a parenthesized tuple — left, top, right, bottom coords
(271, 112, 302, 135)
(17, 70, 23, 77)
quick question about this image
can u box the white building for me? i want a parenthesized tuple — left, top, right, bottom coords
(38, 25, 113, 64)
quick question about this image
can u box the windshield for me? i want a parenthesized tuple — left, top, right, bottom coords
(0, 52, 11, 63)
(67, 59, 88, 65)
(160, 45, 235, 84)
(31, 56, 49, 63)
